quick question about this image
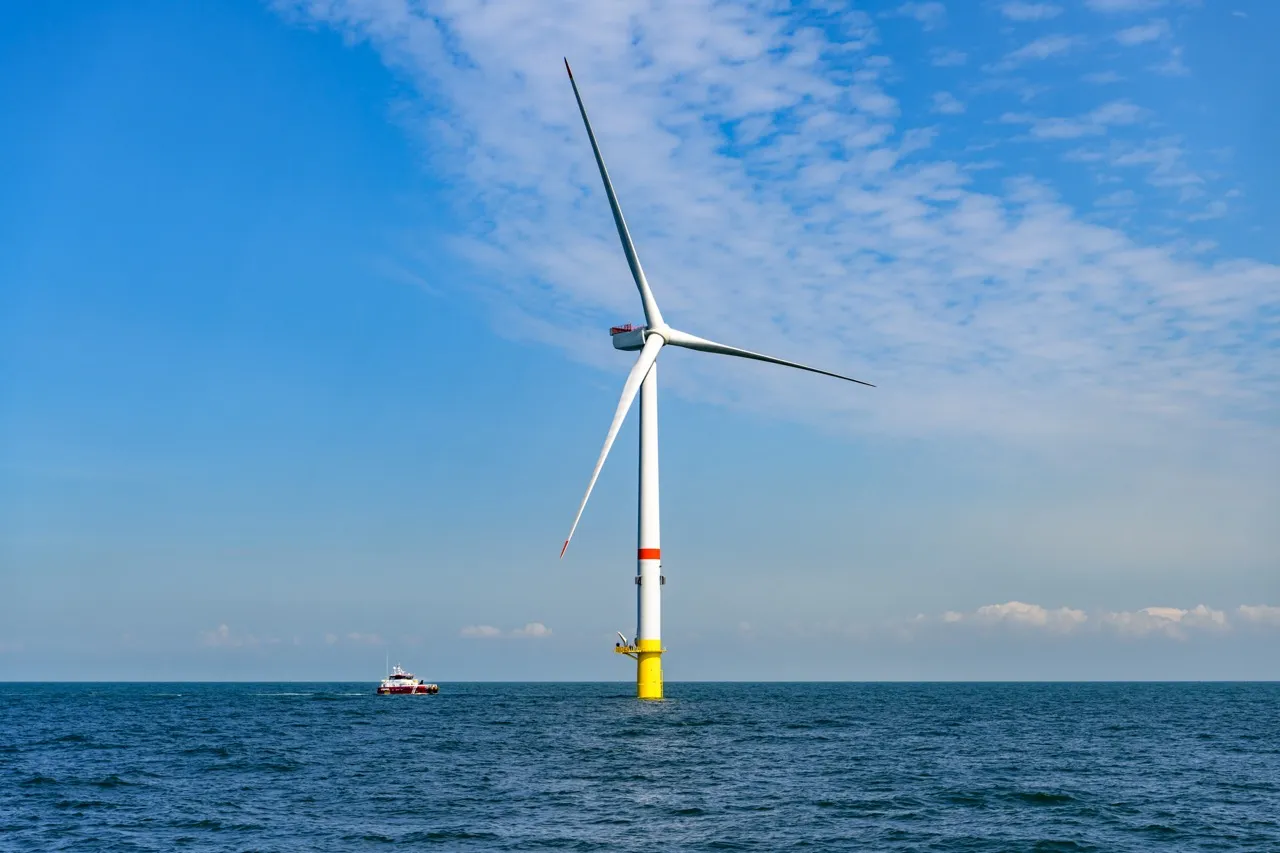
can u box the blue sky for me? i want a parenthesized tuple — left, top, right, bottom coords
(1, 0, 1276, 681)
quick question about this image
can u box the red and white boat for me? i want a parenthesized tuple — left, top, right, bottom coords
(376, 664, 438, 695)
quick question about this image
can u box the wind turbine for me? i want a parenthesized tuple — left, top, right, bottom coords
(560, 60, 873, 700)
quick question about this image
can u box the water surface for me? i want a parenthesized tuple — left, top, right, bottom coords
(3, 682, 1278, 850)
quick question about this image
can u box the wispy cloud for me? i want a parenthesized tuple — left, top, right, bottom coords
(1115, 18, 1171, 45)
(322, 631, 384, 645)
(1101, 605, 1228, 639)
(1082, 70, 1124, 84)
(1001, 99, 1146, 139)
(930, 602, 1270, 639)
(999, 2, 1063, 21)
(202, 624, 260, 648)
(461, 622, 553, 639)
(1150, 46, 1190, 75)
(1184, 200, 1228, 222)
(931, 91, 965, 115)
(941, 601, 1088, 632)
(1238, 605, 1280, 626)
(275, 0, 1279, 455)
(930, 48, 968, 67)
(1109, 137, 1203, 198)
(1095, 189, 1138, 207)
(1085, 0, 1166, 12)
(345, 632, 384, 645)
(992, 33, 1081, 71)
(891, 2, 947, 30)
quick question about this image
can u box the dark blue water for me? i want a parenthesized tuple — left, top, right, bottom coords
(3, 683, 1278, 851)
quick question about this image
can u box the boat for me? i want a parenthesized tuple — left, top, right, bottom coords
(376, 664, 438, 695)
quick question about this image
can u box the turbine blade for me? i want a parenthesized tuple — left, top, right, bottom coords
(564, 59, 664, 328)
(663, 327, 875, 387)
(561, 334, 665, 558)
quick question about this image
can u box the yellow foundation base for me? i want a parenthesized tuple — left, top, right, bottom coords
(615, 639, 664, 700)
(636, 639, 663, 700)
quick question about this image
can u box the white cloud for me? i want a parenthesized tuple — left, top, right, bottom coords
(1090, 100, 1146, 125)
(1151, 46, 1189, 75)
(461, 622, 552, 639)
(893, 2, 947, 30)
(313, 631, 383, 646)
(275, 0, 1280, 458)
(931, 91, 965, 115)
(943, 601, 1088, 632)
(460, 624, 503, 638)
(978, 601, 1088, 630)
(1103, 605, 1228, 638)
(999, 2, 1062, 21)
(1237, 605, 1280, 626)
(1064, 147, 1106, 163)
(931, 603, 1268, 639)
(993, 34, 1080, 70)
(201, 624, 257, 648)
(1178, 605, 1229, 629)
(1115, 19, 1170, 45)
(930, 48, 967, 67)
(346, 632, 384, 645)
(1086, 0, 1166, 12)
(1096, 189, 1138, 207)
(1110, 138, 1203, 198)
(1185, 200, 1227, 222)
(1002, 99, 1146, 139)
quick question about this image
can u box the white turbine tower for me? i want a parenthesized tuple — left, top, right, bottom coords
(560, 61, 873, 700)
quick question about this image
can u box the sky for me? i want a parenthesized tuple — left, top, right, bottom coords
(1, 0, 1277, 681)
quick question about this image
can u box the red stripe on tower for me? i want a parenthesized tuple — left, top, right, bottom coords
(637, 548, 661, 560)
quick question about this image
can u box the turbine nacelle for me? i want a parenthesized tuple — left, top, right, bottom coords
(610, 324, 648, 351)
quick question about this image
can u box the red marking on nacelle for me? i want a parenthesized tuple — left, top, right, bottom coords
(610, 324, 636, 336)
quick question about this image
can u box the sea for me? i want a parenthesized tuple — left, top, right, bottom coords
(2, 682, 1278, 851)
